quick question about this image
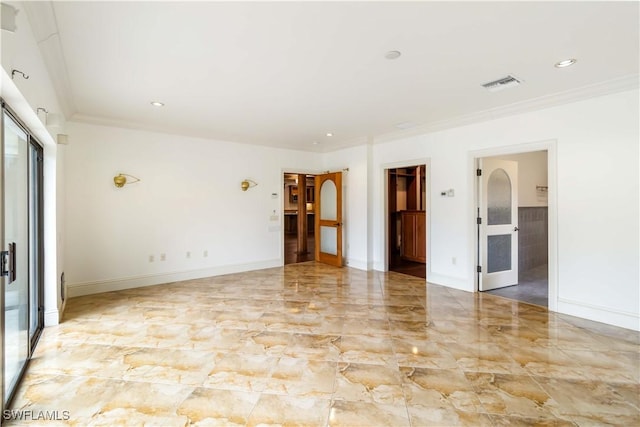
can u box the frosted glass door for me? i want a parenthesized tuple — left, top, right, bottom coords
(479, 158, 518, 291)
(314, 172, 342, 267)
(3, 111, 29, 405)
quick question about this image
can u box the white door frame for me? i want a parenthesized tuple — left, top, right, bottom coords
(380, 158, 431, 274)
(470, 140, 558, 312)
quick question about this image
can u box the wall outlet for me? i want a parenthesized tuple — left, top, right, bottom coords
(452, 257, 457, 265)
(160, 253, 166, 261)
(203, 250, 208, 258)
(186, 251, 191, 259)
(149, 255, 154, 262)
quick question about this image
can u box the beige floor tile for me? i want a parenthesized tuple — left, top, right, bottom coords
(392, 338, 458, 369)
(334, 362, 404, 405)
(534, 376, 639, 419)
(7, 262, 638, 426)
(176, 388, 260, 426)
(445, 342, 528, 375)
(464, 372, 560, 420)
(246, 394, 331, 427)
(283, 333, 341, 361)
(203, 353, 278, 393)
(336, 335, 396, 366)
(328, 400, 410, 426)
(407, 406, 494, 427)
(264, 357, 337, 398)
(400, 366, 484, 413)
(489, 414, 577, 426)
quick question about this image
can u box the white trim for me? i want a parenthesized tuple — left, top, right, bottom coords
(558, 298, 640, 331)
(67, 259, 281, 298)
(427, 274, 470, 292)
(345, 258, 369, 271)
(44, 308, 60, 327)
(376, 75, 640, 145)
(470, 139, 558, 312)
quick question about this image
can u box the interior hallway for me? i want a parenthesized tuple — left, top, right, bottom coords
(7, 263, 639, 426)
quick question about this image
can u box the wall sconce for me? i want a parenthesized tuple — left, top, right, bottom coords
(241, 179, 258, 191)
(113, 173, 141, 188)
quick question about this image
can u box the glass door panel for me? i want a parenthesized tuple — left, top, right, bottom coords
(3, 111, 30, 405)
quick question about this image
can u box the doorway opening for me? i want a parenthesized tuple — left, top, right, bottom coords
(283, 173, 316, 264)
(477, 150, 549, 307)
(387, 165, 427, 279)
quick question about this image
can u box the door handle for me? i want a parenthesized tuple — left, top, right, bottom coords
(1, 243, 16, 284)
(514, 226, 519, 232)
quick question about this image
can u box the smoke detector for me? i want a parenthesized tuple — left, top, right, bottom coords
(482, 75, 523, 92)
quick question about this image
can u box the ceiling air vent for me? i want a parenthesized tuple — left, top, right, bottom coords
(482, 75, 522, 92)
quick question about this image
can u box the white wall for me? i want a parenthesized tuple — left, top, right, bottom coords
(368, 89, 639, 330)
(64, 122, 321, 296)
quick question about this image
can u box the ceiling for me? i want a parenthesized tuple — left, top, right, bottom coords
(23, 1, 640, 152)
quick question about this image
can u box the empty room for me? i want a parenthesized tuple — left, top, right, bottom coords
(1, 1, 638, 426)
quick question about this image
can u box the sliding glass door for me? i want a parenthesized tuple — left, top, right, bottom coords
(2, 106, 43, 408)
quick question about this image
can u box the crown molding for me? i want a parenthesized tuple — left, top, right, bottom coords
(374, 74, 640, 145)
(70, 73, 639, 154)
(23, 1, 77, 119)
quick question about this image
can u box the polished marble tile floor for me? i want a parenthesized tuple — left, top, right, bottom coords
(7, 263, 639, 426)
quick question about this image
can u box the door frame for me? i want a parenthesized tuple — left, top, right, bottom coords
(471, 140, 558, 311)
(381, 158, 431, 274)
(1, 103, 46, 409)
(0, 96, 5, 412)
(280, 168, 321, 265)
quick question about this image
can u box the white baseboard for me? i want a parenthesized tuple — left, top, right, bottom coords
(373, 261, 386, 271)
(44, 308, 60, 327)
(557, 298, 640, 331)
(426, 273, 473, 292)
(67, 259, 281, 298)
(345, 258, 370, 271)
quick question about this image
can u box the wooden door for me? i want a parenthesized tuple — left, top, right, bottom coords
(315, 172, 342, 267)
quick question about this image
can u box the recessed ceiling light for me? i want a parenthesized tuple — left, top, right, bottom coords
(150, 101, 165, 107)
(385, 50, 402, 60)
(326, 132, 333, 137)
(312, 141, 319, 145)
(554, 59, 577, 68)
